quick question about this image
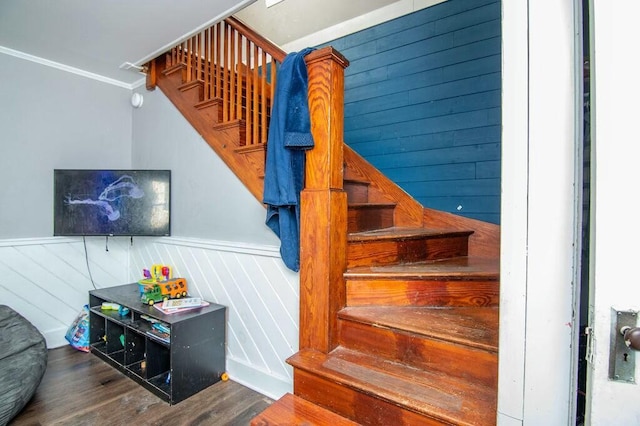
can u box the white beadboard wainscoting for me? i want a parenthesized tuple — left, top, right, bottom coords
(0, 236, 130, 347)
(0, 236, 299, 400)
(128, 237, 299, 399)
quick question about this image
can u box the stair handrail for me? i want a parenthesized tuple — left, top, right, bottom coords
(147, 18, 353, 351)
(225, 16, 286, 63)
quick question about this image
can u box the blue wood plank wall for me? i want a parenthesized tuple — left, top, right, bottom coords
(320, 0, 501, 224)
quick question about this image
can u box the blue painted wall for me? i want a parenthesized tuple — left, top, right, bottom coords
(322, 0, 501, 224)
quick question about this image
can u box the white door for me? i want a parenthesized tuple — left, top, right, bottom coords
(586, 1, 640, 424)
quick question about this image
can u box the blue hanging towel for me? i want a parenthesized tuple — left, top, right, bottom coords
(262, 48, 315, 272)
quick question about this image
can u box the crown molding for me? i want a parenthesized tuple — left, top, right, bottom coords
(0, 45, 142, 90)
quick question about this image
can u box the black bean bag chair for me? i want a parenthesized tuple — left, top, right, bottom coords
(0, 305, 47, 426)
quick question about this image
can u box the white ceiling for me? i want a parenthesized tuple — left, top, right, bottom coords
(0, 0, 255, 86)
(0, 0, 416, 87)
(235, 0, 401, 46)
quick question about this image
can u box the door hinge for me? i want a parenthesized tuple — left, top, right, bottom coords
(585, 326, 595, 365)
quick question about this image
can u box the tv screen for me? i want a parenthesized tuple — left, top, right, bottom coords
(54, 169, 171, 236)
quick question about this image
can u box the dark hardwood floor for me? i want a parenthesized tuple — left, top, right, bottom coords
(10, 346, 273, 426)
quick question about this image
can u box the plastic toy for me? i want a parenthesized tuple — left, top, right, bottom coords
(140, 278, 188, 305)
(137, 264, 189, 305)
(101, 302, 120, 310)
(138, 264, 173, 294)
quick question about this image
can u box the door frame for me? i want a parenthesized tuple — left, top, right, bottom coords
(499, 1, 582, 424)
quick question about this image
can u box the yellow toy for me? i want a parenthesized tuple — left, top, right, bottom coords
(138, 264, 189, 305)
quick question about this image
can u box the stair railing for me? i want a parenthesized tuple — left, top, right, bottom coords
(163, 16, 286, 148)
(147, 17, 352, 354)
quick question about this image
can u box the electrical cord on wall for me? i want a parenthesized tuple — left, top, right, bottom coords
(83, 236, 97, 289)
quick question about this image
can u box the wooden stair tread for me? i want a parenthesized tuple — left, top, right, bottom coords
(345, 256, 499, 280)
(289, 348, 496, 426)
(348, 202, 396, 208)
(339, 306, 498, 352)
(251, 393, 360, 426)
(344, 177, 370, 185)
(161, 62, 185, 76)
(194, 97, 223, 109)
(349, 226, 473, 241)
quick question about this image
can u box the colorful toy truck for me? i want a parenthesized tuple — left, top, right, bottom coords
(141, 278, 188, 305)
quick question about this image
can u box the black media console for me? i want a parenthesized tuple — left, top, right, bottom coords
(89, 283, 226, 404)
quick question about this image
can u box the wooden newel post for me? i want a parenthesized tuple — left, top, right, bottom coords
(299, 47, 350, 353)
(145, 59, 157, 91)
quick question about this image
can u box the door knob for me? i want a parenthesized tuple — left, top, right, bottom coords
(620, 326, 640, 351)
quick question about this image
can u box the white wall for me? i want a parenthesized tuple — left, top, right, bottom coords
(0, 237, 131, 347)
(0, 53, 133, 238)
(128, 237, 298, 399)
(0, 53, 134, 347)
(131, 87, 279, 245)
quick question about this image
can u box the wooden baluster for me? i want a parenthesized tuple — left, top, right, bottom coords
(196, 32, 202, 82)
(229, 27, 236, 121)
(223, 23, 230, 121)
(245, 39, 252, 145)
(204, 28, 210, 100)
(186, 37, 192, 82)
(260, 50, 267, 144)
(270, 59, 277, 110)
(193, 34, 198, 81)
(235, 34, 243, 121)
(252, 44, 259, 145)
(299, 47, 350, 353)
(211, 26, 216, 100)
(216, 23, 222, 99)
(193, 35, 198, 81)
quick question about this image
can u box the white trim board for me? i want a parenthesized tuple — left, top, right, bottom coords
(152, 236, 281, 257)
(0, 46, 138, 90)
(226, 357, 292, 400)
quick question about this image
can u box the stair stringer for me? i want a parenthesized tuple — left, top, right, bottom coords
(344, 146, 500, 259)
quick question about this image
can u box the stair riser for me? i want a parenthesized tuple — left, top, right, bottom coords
(212, 121, 246, 149)
(347, 236, 469, 268)
(338, 319, 497, 388)
(178, 80, 204, 105)
(294, 369, 446, 426)
(347, 207, 394, 233)
(346, 279, 499, 307)
(195, 100, 223, 124)
(344, 181, 369, 203)
(162, 63, 187, 85)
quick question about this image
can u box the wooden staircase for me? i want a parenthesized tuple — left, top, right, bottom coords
(145, 16, 500, 426)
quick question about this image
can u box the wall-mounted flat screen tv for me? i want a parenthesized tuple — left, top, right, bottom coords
(54, 169, 171, 236)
